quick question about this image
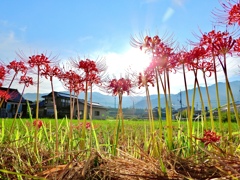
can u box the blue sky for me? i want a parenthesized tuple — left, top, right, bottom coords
(1, 0, 239, 95)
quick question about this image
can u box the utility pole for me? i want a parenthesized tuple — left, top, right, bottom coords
(179, 90, 183, 109)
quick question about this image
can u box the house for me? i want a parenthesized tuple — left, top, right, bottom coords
(213, 101, 240, 116)
(218, 101, 240, 112)
(141, 107, 160, 120)
(0, 87, 28, 118)
(41, 91, 107, 119)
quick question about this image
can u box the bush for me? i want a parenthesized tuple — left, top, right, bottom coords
(221, 111, 238, 123)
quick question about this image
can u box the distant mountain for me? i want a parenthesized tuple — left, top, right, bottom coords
(23, 81, 240, 109)
(135, 80, 240, 109)
(23, 91, 145, 108)
(78, 92, 145, 108)
(23, 93, 48, 102)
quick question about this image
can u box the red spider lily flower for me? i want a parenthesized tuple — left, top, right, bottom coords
(0, 65, 6, 87)
(198, 61, 215, 77)
(107, 77, 133, 96)
(198, 30, 236, 56)
(131, 34, 178, 74)
(228, 2, 240, 25)
(214, 0, 240, 26)
(185, 46, 214, 76)
(197, 30, 219, 53)
(212, 0, 240, 26)
(138, 68, 155, 88)
(77, 122, 91, 130)
(140, 35, 162, 52)
(174, 50, 190, 67)
(142, 36, 177, 72)
(88, 73, 101, 85)
(196, 130, 221, 146)
(71, 58, 102, 93)
(0, 90, 11, 102)
(133, 35, 169, 57)
(6, 60, 28, 74)
(28, 54, 50, 68)
(19, 75, 33, 87)
(40, 64, 61, 80)
(78, 59, 100, 87)
(73, 77, 85, 95)
(71, 57, 106, 83)
(78, 59, 98, 75)
(234, 37, 240, 54)
(33, 119, 43, 128)
(212, 35, 236, 55)
(143, 35, 167, 55)
(190, 46, 208, 62)
(60, 70, 85, 94)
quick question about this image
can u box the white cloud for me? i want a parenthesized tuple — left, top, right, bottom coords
(17, 48, 150, 94)
(162, 7, 174, 22)
(19, 26, 27, 32)
(77, 35, 93, 43)
(172, 0, 186, 7)
(104, 48, 151, 78)
(0, 19, 10, 27)
(0, 31, 16, 44)
(0, 32, 21, 60)
(143, 0, 160, 4)
(3, 52, 240, 96)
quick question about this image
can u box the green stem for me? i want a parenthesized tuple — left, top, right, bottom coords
(155, 69, 163, 152)
(213, 56, 223, 133)
(9, 85, 26, 136)
(50, 78, 58, 156)
(118, 93, 124, 136)
(182, 64, 191, 122)
(80, 80, 88, 150)
(203, 72, 214, 131)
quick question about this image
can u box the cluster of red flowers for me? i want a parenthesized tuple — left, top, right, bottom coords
(33, 119, 43, 128)
(138, 68, 155, 88)
(214, 1, 240, 26)
(78, 59, 98, 74)
(140, 35, 162, 51)
(185, 46, 214, 77)
(60, 70, 84, 94)
(19, 75, 33, 87)
(197, 130, 221, 146)
(7, 60, 28, 74)
(0, 65, 6, 87)
(108, 78, 132, 96)
(78, 59, 101, 86)
(199, 30, 235, 56)
(28, 54, 50, 68)
(0, 90, 11, 102)
(40, 64, 61, 80)
(140, 35, 176, 71)
(227, 2, 240, 25)
(77, 122, 91, 130)
(234, 38, 240, 54)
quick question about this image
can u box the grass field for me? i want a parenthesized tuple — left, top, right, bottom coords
(0, 117, 239, 179)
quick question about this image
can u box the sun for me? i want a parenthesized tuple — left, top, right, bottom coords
(105, 48, 151, 77)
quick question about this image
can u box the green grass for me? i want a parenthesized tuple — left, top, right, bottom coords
(0, 117, 239, 179)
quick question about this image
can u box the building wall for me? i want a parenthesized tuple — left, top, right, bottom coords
(42, 95, 107, 119)
(89, 107, 107, 120)
(0, 102, 23, 118)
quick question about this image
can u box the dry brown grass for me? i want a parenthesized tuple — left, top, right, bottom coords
(39, 149, 240, 180)
(1, 145, 239, 180)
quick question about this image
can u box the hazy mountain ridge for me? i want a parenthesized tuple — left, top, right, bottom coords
(135, 81, 240, 109)
(23, 81, 240, 109)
